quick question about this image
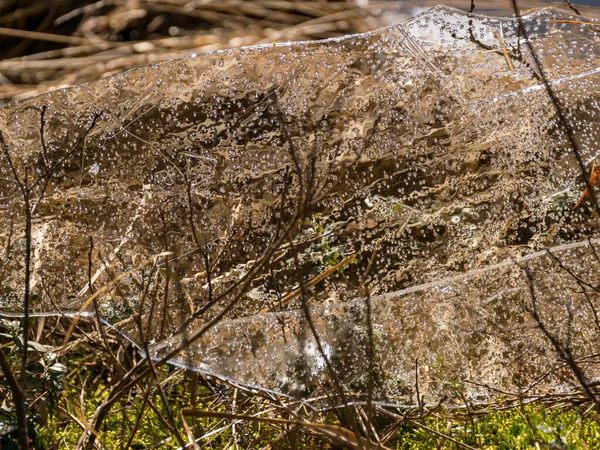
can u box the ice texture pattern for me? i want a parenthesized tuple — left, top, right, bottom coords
(2, 6, 600, 406)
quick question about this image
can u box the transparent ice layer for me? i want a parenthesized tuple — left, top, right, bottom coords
(2, 6, 600, 405)
(152, 238, 600, 404)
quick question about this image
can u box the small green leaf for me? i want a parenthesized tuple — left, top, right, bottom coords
(12, 335, 22, 349)
(536, 424, 555, 434)
(0, 421, 18, 437)
(27, 341, 48, 353)
(49, 363, 67, 373)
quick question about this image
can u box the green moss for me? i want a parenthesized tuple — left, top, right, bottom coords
(35, 393, 600, 450)
(394, 404, 600, 449)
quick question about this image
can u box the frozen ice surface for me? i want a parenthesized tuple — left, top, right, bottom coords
(152, 239, 600, 404)
(2, 6, 600, 405)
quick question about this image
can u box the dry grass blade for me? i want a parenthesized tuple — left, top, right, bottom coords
(260, 252, 356, 313)
(0, 26, 106, 46)
(3, 0, 598, 102)
(494, 31, 515, 71)
(0, 0, 382, 102)
(550, 19, 600, 25)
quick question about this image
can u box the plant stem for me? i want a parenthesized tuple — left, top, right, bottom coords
(0, 348, 29, 449)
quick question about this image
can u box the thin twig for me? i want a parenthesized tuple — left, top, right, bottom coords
(511, 0, 600, 213)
